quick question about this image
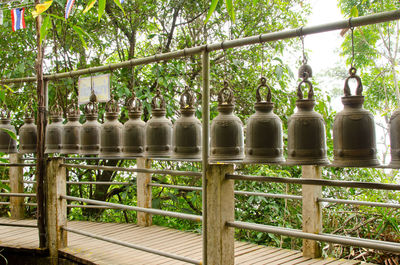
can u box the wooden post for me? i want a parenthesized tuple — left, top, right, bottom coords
(46, 158, 67, 265)
(206, 164, 235, 265)
(9, 154, 24, 219)
(136, 157, 152, 227)
(302, 165, 322, 258)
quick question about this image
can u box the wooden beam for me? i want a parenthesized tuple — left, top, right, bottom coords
(302, 165, 322, 258)
(46, 158, 67, 265)
(206, 163, 235, 265)
(136, 157, 152, 226)
(9, 154, 24, 219)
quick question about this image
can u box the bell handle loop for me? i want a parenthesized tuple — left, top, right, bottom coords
(126, 95, 142, 112)
(218, 81, 235, 105)
(151, 89, 166, 110)
(297, 80, 314, 100)
(180, 86, 194, 109)
(344, 67, 363, 96)
(256, 77, 272, 103)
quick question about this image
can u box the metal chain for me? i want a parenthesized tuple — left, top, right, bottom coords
(350, 27, 355, 69)
(261, 43, 265, 78)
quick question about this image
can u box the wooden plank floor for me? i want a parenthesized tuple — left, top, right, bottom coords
(0, 218, 373, 265)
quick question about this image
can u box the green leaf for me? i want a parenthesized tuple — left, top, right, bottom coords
(204, 0, 219, 24)
(40, 15, 51, 45)
(2, 84, 14, 93)
(112, 0, 125, 15)
(225, 0, 235, 23)
(0, 128, 17, 141)
(98, 0, 106, 22)
(350, 6, 358, 17)
(0, 90, 4, 102)
(72, 25, 88, 49)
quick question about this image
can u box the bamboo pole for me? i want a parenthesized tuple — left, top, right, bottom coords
(34, 4, 47, 249)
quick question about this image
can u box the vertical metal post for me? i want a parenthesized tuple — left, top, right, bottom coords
(201, 49, 210, 265)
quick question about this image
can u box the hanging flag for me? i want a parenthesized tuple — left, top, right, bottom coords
(32, 0, 53, 18)
(0, 10, 3, 25)
(11, 8, 26, 32)
(65, 0, 75, 20)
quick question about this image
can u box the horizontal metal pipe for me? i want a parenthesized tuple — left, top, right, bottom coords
(67, 204, 112, 209)
(1, 10, 399, 84)
(0, 202, 10, 205)
(148, 183, 202, 191)
(0, 163, 36, 167)
(61, 195, 202, 222)
(62, 226, 201, 264)
(67, 181, 135, 186)
(319, 198, 400, 209)
(0, 223, 38, 228)
(234, 190, 302, 200)
(0, 180, 36, 184)
(0, 193, 36, 197)
(61, 163, 202, 177)
(226, 174, 400, 191)
(227, 221, 400, 253)
(0, 202, 37, 206)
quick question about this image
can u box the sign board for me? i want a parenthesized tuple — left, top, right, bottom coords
(78, 74, 111, 104)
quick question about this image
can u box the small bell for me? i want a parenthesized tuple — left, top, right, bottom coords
(81, 91, 101, 156)
(0, 106, 17, 153)
(122, 93, 146, 157)
(61, 103, 81, 154)
(172, 86, 202, 159)
(245, 77, 284, 164)
(286, 66, 329, 165)
(100, 95, 123, 157)
(144, 89, 172, 158)
(389, 108, 400, 167)
(19, 103, 37, 154)
(45, 103, 63, 154)
(333, 67, 379, 167)
(210, 81, 244, 161)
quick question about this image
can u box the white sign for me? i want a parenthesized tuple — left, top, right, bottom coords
(78, 74, 111, 104)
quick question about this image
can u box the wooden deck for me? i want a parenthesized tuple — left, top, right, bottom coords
(0, 218, 374, 265)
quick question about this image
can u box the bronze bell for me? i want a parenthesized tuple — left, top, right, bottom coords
(210, 82, 244, 161)
(45, 103, 63, 154)
(19, 103, 37, 154)
(389, 108, 400, 167)
(61, 103, 81, 154)
(172, 86, 202, 159)
(286, 67, 329, 165)
(100, 95, 123, 157)
(245, 77, 284, 164)
(81, 91, 101, 156)
(333, 67, 379, 167)
(122, 93, 146, 157)
(144, 89, 172, 158)
(0, 107, 17, 153)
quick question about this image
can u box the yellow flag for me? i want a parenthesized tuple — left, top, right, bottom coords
(83, 0, 97, 14)
(32, 0, 53, 18)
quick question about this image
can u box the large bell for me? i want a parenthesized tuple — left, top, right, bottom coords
(333, 67, 379, 167)
(144, 89, 172, 158)
(122, 93, 145, 157)
(100, 95, 123, 157)
(210, 82, 244, 161)
(81, 91, 101, 156)
(172, 86, 202, 159)
(245, 77, 284, 164)
(389, 108, 400, 167)
(0, 107, 17, 153)
(287, 67, 329, 165)
(61, 103, 81, 154)
(19, 104, 37, 154)
(45, 103, 63, 154)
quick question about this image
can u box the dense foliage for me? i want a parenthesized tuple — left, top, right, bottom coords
(0, 0, 399, 263)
